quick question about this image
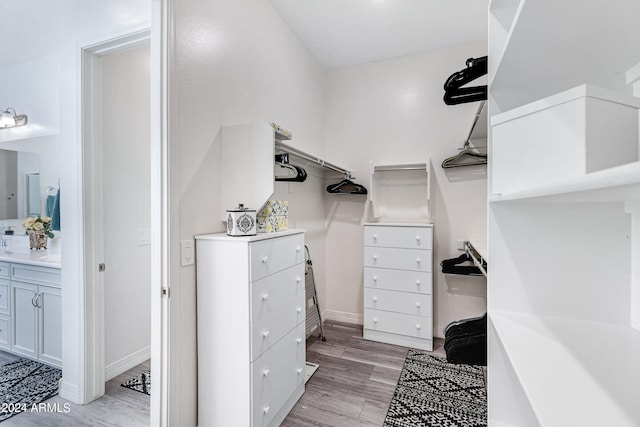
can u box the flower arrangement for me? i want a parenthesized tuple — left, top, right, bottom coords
(22, 216, 55, 238)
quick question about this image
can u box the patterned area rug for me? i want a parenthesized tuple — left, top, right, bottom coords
(121, 370, 151, 396)
(0, 358, 62, 422)
(383, 350, 487, 427)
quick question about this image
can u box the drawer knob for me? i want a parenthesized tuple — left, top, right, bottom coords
(296, 337, 303, 344)
(297, 368, 303, 374)
(415, 302, 421, 308)
(373, 234, 378, 242)
(373, 317, 378, 323)
(296, 246, 301, 252)
(416, 235, 421, 242)
(263, 368, 270, 377)
(296, 277, 302, 284)
(261, 256, 269, 263)
(263, 330, 270, 338)
(372, 296, 378, 302)
(372, 276, 378, 282)
(416, 324, 421, 330)
(416, 280, 421, 286)
(416, 257, 421, 263)
(296, 307, 303, 313)
(262, 293, 269, 301)
(373, 255, 378, 261)
(263, 406, 270, 415)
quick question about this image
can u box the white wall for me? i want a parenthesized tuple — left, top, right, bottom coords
(324, 43, 488, 335)
(169, 0, 326, 424)
(100, 44, 151, 377)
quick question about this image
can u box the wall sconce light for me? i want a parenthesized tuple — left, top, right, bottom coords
(0, 108, 28, 129)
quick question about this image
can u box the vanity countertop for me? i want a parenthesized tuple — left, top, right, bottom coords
(0, 249, 61, 269)
(0, 236, 61, 269)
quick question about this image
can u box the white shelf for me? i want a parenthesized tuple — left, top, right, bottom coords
(489, 161, 640, 203)
(490, 0, 640, 112)
(490, 310, 640, 426)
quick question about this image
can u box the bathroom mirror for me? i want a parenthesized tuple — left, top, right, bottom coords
(0, 148, 40, 220)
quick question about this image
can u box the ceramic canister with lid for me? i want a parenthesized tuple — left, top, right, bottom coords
(226, 204, 257, 236)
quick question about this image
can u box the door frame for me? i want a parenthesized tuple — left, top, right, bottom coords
(81, 28, 169, 425)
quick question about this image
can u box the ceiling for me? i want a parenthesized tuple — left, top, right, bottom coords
(270, 0, 489, 69)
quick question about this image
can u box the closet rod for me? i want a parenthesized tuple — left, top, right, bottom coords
(464, 241, 487, 277)
(275, 141, 352, 178)
(373, 164, 426, 172)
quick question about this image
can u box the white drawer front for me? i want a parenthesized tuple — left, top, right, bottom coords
(0, 281, 8, 314)
(250, 234, 305, 282)
(364, 288, 432, 317)
(0, 263, 8, 278)
(0, 315, 8, 349)
(364, 267, 432, 294)
(364, 226, 432, 249)
(364, 308, 432, 339)
(11, 264, 61, 287)
(251, 264, 305, 360)
(364, 247, 431, 271)
(252, 322, 305, 427)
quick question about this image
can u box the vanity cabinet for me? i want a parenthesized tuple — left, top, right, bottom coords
(196, 230, 306, 427)
(0, 262, 10, 350)
(363, 223, 433, 351)
(6, 263, 61, 368)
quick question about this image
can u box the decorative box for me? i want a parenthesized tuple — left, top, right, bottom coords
(226, 204, 257, 236)
(257, 200, 288, 233)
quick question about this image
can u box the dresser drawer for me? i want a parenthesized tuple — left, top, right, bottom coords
(0, 263, 9, 279)
(364, 308, 432, 339)
(250, 234, 305, 282)
(364, 288, 432, 317)
(364, 226, 432, 249)
(364, 247, 431, 271)
(0, 280, 9, 314)
(0, 314, 8, 350)
(364, 267, 432, 294)
(251, 264, 305, 360)
(252, 322, 306, 427)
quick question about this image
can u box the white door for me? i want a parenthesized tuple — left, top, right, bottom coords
(38, 285, 62, 367)
(11, 281, 37, 359)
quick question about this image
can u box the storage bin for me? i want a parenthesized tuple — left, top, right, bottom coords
(491, 84, 640, 195)
(256, 200, 288, 233)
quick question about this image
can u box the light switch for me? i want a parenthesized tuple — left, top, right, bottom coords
(181, 239, 195, 266)
(138, 228, 151, 245)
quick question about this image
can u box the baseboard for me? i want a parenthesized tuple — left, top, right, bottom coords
(323, 310, 363, 325)
(59, 379, 81, 403)
(105, 346, 150, 381)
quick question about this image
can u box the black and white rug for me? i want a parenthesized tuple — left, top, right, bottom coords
(0, 358, 62, 422)
(383, 349, 487, 427)
(121, 370, 151, 396)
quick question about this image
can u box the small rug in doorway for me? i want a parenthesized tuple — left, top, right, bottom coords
(383, 349, 487, 427)
(0, 358, 62, 422)
(121, 370, 151, 396)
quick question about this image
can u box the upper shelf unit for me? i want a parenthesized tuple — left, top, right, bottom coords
(220, 122, 352, 221)
(490, 0, 640, 113)
(367, 161, 431, 222)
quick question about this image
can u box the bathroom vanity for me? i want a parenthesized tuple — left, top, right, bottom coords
(0, 239, 61, 368)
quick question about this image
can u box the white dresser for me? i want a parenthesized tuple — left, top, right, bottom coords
(363, 223, 433, 351)
(195, 230, 306, 427)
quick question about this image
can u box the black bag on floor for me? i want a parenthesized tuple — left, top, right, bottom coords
(443, 313, 487, 366)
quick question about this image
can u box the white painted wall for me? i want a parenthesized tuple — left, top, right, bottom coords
(169, 0, 326, 424)
(100, 44, 151, 377)
(324, 43, 488, 336)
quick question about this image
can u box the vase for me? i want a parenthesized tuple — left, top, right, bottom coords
(27, 230, 48, 250)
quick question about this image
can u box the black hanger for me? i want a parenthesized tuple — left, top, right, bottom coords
(441, 149, 487, 169)
(440, 253, 484, 276)
(326, 179, 367, 195)
(275, 163, 307, 182)
(443, 56, 488, 105)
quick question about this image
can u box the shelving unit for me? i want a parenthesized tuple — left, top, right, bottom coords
(488, 1, 640, 425)
(367, 161, 431, 222)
